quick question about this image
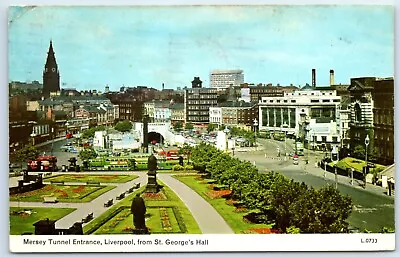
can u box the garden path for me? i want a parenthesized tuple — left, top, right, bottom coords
(158, 173, 234, 234)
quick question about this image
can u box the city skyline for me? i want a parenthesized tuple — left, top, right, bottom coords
(8, 5, 394, 91)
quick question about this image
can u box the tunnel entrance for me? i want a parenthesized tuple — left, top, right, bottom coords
(148, 132, 164, 145)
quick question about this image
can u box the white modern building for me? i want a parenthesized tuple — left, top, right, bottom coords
(258, 89, 342, 148)
(209, 107, 222, 124)
(210, 69, 244, 89)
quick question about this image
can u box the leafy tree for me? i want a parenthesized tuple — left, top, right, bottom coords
(81, 125, 106, 139)
(178, 144, 192, 164)
(207, 123, 218, 133)
(114, 120, 132, 133)
(353, 145, 365, 159)
(14, 144, 39, 163)
(79, 147, 98, 160)
(173, 121, 183, 132)
(185, 122, 194, 131)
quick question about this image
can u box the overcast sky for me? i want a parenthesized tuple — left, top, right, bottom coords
(8, 5, 394, 91)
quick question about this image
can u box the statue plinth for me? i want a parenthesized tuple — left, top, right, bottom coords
(146, 154, 160, 193)
(132, 228, 150, 235)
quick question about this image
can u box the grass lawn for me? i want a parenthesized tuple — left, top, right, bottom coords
(44, 174, 139, 183)
(329, 157, 386, 174)
(10, 184, 116, 203)
(84, 182, 201, 234)
(173, 174, 275, 234)
(10, 207, 76, 235)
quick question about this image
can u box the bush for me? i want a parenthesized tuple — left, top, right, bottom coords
(184, 165, 194, 171)
(172, 165, 185, 171)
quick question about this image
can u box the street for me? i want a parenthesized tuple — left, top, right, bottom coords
(235, 138, 395, 232)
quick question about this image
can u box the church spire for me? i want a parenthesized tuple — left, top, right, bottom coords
(43, 40, 60, 98)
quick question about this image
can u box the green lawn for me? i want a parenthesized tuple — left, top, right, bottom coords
(173, 174, 275, 234)
(10, 184, 116, 203)
(10, 207, 76, 235)
(83, 182, 201, 234)
(44, 174, 138, 183)
(329, 157, 386, 174)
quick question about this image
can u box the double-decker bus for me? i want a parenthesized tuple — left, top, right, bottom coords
(28, 155, 58, 172)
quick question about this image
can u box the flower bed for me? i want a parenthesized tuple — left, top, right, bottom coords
(205, 189, 232, 199)
(242, 228, 279, 234)
(142, 191, 168, 201)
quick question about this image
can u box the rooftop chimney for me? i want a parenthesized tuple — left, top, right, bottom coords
(312, 69, 316, 88)
(330, 69, 334, 86)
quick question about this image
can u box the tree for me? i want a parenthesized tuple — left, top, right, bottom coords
(173, 121, 183, 132)
(79, 147, 98, 160)
(114, 120, 133, 133)
(81, 125, 106, 139)
(207, 123, 218, 133)
(185, 122, 194, 131)
(353, 145, 365, 159)
(14, 144, 39, 163)
(178, 144, 193, 164)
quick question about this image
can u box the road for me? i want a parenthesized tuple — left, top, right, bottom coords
(37, 138, 80, 167)
(235, 138, 395, 232)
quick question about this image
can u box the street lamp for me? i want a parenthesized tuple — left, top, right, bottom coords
(331, 145, 339, 189)
(282, 122, 288, 160)
(51, 127, 55, 156)
(30, 128, 37, 146)
(364, 134, 370, 189)
(223, 126, 230, 152)
(253, 118, 258, 149)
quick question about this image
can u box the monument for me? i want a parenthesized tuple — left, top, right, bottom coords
(130, 194, 149, 234)
(146, 154, 159, 193)
(178, 156, 184, 166)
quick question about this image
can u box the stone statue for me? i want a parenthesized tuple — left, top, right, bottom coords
(146, 154, 159, 193)
(147, 154, 158, 172)
(131, 194, 147, 230)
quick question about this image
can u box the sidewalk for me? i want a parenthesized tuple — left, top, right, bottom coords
(158, 173, 234, 234)
(298, 162, 391, 197)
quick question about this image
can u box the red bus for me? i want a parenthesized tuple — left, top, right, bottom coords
(28, 155, 58, 172)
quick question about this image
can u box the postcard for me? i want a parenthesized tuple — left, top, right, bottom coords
(8, 5, 395, 252)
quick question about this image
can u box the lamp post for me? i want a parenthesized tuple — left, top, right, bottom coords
(30, 128, 37, 146)
(223, 126, 230, 153)
(324, 161, 327, 181)
(253, 118, 258, 149)
(51, 127, 55, 156)
(364, 134, 370, 189)
(305, 126, 310, 164)
(282, 122, 288, 160)
(331, 145, 339, 189)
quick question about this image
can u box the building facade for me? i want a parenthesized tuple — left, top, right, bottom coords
(170, 103, 185, 125)
(210, 70, 244, 89)
(372, 78, 394, 165)
(258, 90, 341, 148)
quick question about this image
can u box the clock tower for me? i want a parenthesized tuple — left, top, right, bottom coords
(42, 40, 60, 98)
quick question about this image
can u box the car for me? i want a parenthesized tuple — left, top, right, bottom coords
(68, 148, 78, 153)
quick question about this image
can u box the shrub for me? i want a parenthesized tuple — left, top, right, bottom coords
(172, 164, 184, 171)
(184, 164, 194, 171)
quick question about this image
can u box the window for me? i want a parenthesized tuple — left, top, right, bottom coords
(311, 100, 319, 103)
(322, 99, 330, 103)
(291, 100, 296, 103)
(332, 136, 338, 142)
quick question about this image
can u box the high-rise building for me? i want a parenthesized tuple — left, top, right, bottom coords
(210, 69, 244, 89)
(42, 41, 60, 98)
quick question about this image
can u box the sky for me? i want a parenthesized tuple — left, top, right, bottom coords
(8, 5, 394, 91)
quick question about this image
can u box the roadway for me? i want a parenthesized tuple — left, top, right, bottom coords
(235, 138, 395, 232)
